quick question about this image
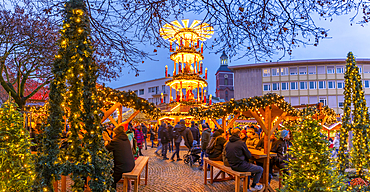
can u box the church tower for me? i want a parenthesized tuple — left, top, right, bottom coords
(215, 51, 234, 101)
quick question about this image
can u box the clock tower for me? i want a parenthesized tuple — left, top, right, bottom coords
(215, 51, 234, 101)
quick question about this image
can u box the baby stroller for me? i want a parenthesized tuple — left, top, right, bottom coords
(183, 141, 202, 167)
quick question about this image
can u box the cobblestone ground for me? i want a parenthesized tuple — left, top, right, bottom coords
(59, 143, 280, 192)
(116, 145, 280, 192)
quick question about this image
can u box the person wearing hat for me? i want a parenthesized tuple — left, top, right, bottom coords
(105, 126, 135, 190)
(190, 121, 200, 145)
(270, 129, 290, 171)
(171, 119, 194, 161)
(224, 129, 265, 191)
(199, 124, 212, 168)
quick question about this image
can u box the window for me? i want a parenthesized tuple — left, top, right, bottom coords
(139, 89, 144, 95)
(134, 90, 138, 95)
(337, 81, 344, 89)
(299, 67, 307, 75)
(336, 66, 344, 74)
(290, 82, 298, 90)
(148, 87, 155, 93)
(280, 67, 288, 76)
(364, 65, 370, 73)
(225, 78, 228, 85)
(290, 67, 297, 75)
(300, 82, 307, 90)
(225, 90, 228, 101)
(309, 81, 316, 89)
(318, 81, 326, 89)
(358, 65, 362, 73)
(328, 81, 336, 89)
(263, 83, 271, 91)
(364, 80, 370, 88)
(271, 68, 279, 76)
(319, 97, 327, 106)
(263, 68, 270, 77)
(317, 66, 325, 74)
(281, 82, 289, 90)
(327, 66, 335, 74)
(308, 66, 316, 74)
(272, 83, 279, 91)
(339, 102, 344, 107)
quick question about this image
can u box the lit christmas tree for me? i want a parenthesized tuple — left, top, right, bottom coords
(280, 113, 346, 192)
(0, 101, 35, 191)
(339, 52, 370, 189)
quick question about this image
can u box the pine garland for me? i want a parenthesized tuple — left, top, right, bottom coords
(340, 52, 370, 180)
(0, 101, 35, 191)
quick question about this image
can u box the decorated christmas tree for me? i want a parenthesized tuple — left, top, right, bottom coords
(0, 101, 35, 191)
(340, 52, 370, 181)
(60, 0, 113, 191)
(280, 113, 346, 192)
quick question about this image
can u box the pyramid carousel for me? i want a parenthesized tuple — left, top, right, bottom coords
(157, 19, 214, 123)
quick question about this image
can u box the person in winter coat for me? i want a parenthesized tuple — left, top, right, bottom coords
(190, 121, 200, 145)
(332, 133, 340, 158)
(141, 123, 148, 150)
(155, 122, 165, 155)
(255, 131, 277, 151)
(270, 130, 290, 171)
(179, 119, 194, 150)
(224, 129, 265, 192)
(171, 121, 184, 161)
(207, 129, 227, 161)
(105, 126, 135, 190)
(245, 128, 260, 149)
(149, 125, 155, 148)
(167, 122, 174, 153)
(200, 124, 212, 167)
(134, 126, 145, 156)
(160, 124, 170, 160)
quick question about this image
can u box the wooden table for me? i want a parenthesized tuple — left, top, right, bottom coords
(249, 149, 277, 192)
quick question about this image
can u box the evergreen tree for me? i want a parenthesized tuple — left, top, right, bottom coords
(0, 101, 35, 191)
(279, 113, 346, 192)
(340, 52, 370, 179)
(61, 0, 113, 191)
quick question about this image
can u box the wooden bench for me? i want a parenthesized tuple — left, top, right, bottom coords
(119, 156, 149, 192)
(204, 158, 251, 192)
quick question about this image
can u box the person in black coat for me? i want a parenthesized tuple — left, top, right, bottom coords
(167, 122, 174, 153)
(149, 126, 155, 148)
(160, 124, 170, 160)
(224, 129, 265, 191)
(105, 126, 135, 190)
(207, 129, 227, 161)
(141, 123, 148, 150)
(189, 121, 200, 145)
(178, 119, 194, 149)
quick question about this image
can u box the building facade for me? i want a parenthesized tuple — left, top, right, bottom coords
(216, 51, 234, 101)
(229, 59, 370, 114)
(116, 77, 208, 105)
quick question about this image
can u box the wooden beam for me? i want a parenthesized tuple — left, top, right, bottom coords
(269, 112, 287, 137)
(211, 119, 222, 130)
(101, 103, 121, 123)
(226, 114, 240, 129)
(108, 116, 118, 127)
(222, 117, 226, 132)
(247, 111, 268, 134)
(118, 104, 123, 124)
(124, 110, 140, 124)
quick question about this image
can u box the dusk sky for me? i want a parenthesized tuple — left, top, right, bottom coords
(104, 13, 370, 96)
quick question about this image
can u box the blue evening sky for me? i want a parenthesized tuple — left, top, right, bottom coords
(104, 13, 370, 96)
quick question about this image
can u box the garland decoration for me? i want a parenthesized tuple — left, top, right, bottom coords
(340, 52, 370, 179)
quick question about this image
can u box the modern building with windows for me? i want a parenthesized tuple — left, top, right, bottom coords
(229, 59, 370, 114)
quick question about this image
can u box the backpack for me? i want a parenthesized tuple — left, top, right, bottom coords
(206, 136, 219, 155)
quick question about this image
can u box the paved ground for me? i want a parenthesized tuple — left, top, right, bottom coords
(115, 144, 280, 192)
(59, 143, 280, 192)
